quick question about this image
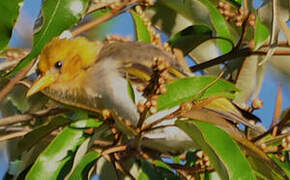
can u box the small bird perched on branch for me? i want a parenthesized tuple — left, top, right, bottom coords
(26, 36, 256, 153)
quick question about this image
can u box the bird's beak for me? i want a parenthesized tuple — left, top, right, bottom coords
(26, 73, 58, 97)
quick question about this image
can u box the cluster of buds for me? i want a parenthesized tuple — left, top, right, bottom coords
(162, 42, 173, 54)
(155, 57, 170, 95)
(91, 0, 122, 10)
(4, 49, 29, 61)
(195, 150, 210, 168)
(137, 95, 159, 114)
(105, 34, 132, 42)
(135, 6, 162, 47)
(137, 57, 170, 114)
(251, 98, 263, 110)
(217, 1, 256, 27)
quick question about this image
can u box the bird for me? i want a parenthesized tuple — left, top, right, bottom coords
(26, 36, 257, 153)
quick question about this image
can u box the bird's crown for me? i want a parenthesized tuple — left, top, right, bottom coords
(38, 37, 101, 75)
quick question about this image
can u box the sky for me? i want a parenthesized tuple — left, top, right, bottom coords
(1, 0, 289, 179)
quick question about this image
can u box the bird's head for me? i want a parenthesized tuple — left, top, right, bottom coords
(26, 37, 101, 96)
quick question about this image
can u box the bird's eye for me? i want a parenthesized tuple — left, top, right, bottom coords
(55, 61, 63, 69)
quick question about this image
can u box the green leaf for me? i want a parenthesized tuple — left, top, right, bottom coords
(18, 116, 70, 152)
(26, 126, 87, 180)
(130, 10, 151, 43)
(8, 0, 90, 76)
(159, 0, 235, 53)
(269, 154, 290, 178)
(176, 119, 255, 180)
(157, 76, 238, 111)
(69, 151, 101, 180)
(254, 16, 270, 50)
(127, 79, 135, 103)
(70, 119, 103, 129)
(198, 0, 234, 53)
(168, 25, 213, 55)
(0, 0, 23, 51)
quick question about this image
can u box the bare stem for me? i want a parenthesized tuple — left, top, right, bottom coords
(0, 61, 34, 101)
(72, 0, 140, 36)
(0, 130, 30, 141)
(0, 107, 65, 127)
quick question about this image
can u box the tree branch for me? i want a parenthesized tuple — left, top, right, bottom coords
(0, 61, 34, 101)
(0, 107, 66, 127)
(72, 0, 140, 36)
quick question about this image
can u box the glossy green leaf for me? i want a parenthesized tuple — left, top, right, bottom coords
(198, 0, 234, 53)
(18, 116, 70, 152)
(130, 10, 151, 43)
(0, 0, 23, 51)
(157, 76, 238, 111)
(26, 126, 87, 180)
(8, 0, 90, 76)
(69, 151, 101, 180)
(70, 119, 103, 129)
(159, 0, 235, 53)
(254, 16, 270, 50)
(176, 119, 255, 180)
(168, 25, 213, 55)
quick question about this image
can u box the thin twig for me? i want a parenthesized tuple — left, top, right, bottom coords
(109, 154, 122, 180)
(0, 61, 34, 101)
(189, 47, 290, 72)
(255, 49, 290, 55)
(236, 13, 250, 48)
(262, 41, 289, 47)
(142, 124, 175, 133)
(0, 107, 65, 127)
(166, 163, 214, 174)
(258, 0, 279, 66)
(190, 47, 252, 72)
(72, 0, 139, 36)
(0, 60, 19, 71)
(253, 110, 290, 142)
(114, 158, 135, 180)
(0, 130, 30, 141)
(102, 145, 127, 155)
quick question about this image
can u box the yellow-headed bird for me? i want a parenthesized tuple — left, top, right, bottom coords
(26, 37, 256, 153)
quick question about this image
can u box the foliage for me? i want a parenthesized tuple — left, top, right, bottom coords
(0, 0, 289, 179)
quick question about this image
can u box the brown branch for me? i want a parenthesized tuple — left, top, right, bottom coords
(190, 47, 290, 72)
(0, 61, 34, 102)
(236, 13, 250, 48)
(0, 107, 65, 127)
(0, 60, 19, 71)
(253, 110, 290, 142)
(72, 0, 140, 36)
(255, 49, 290, 55)
(0, 130, 30, 142)
(262, 41, 289, 47)
(102, 145, 127, 155)
(167, 163, 214, 174)
(190, 47, 253, 72)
